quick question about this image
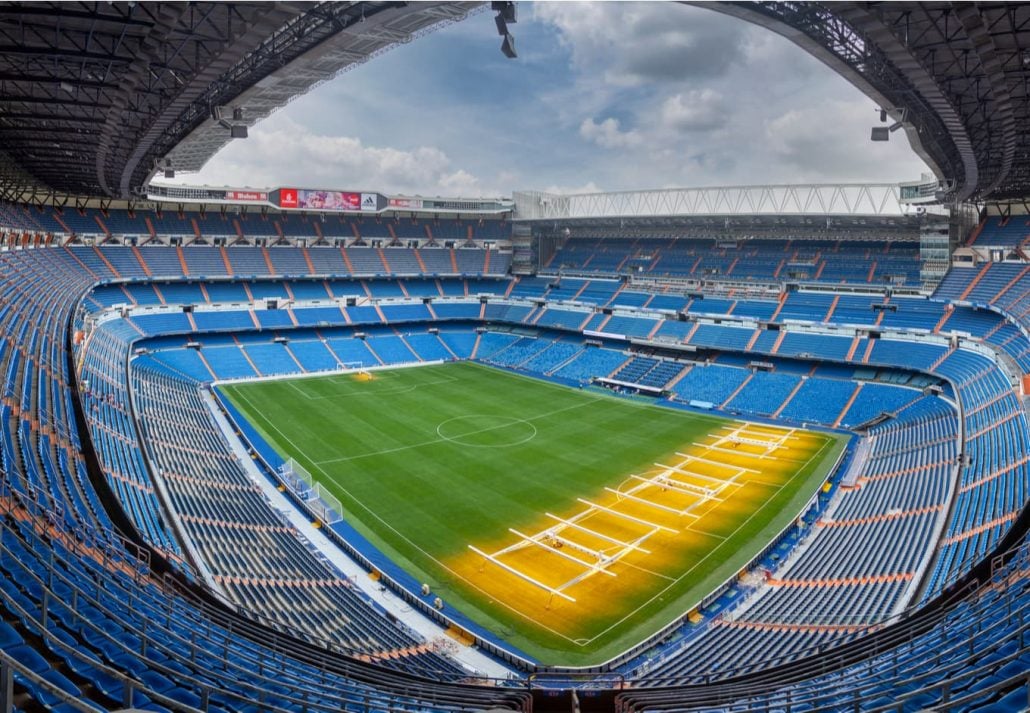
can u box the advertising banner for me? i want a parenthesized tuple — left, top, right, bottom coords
(279, 188, 299, 209)
(226, 190, 268, 202)
(277, 188, 382, 212)
(388, 197, 423, 210)
(297, 189, 360, 211)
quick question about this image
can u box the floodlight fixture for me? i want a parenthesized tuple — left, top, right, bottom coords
(492, 2, 517, 58)
(871, 107, 907, 142)
(492, 1, 516, 22)
(154, 156, 174, 178)
(501, 32, 517, 59)
(211, 105, 248, 138)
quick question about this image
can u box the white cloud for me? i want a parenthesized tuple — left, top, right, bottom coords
(659, 90, 726, 133)
(437, 169, 483, 196)
(763, 100, 924, 182)
(541, 180, 603, 195)
(579, 117, 642, 149)
(171, 115, 502, 197)
(537, 3, 929, 189)
(533, 2, 748, 87)
(171, 2, 931, 199)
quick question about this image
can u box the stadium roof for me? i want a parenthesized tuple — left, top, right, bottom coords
(7, 1, 1027, 210)
(0, 1, 478, 202)
(700, 2, 1030, 205)
(513, 183, 920, 222)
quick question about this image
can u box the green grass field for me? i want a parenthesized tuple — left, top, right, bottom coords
(221, 361, 846, 665)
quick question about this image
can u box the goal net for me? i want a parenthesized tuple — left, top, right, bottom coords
(278, 458, 344, 525)
(341, 361, 375, 381)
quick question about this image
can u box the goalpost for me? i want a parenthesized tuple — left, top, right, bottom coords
(279, 458, 344, 525)
(341, 361, 375, 381)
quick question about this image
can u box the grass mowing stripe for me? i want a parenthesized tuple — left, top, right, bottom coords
(221, 361, 846, 665)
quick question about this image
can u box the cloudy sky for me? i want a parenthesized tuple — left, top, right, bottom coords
(163, 2, 930, 197)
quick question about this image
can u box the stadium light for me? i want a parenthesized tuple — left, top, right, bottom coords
(501, 33, 517, 59)
(871, 107, 907, 142)
(492, 1, 516, 22)
(492, 2, 517, 59)
(154, 156, 174, 179)
(211, 105, 248, 139)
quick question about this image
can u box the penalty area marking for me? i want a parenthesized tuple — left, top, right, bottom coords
(286, 371, 460, 402)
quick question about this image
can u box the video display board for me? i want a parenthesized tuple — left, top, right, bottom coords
(277, 188, 381, 212)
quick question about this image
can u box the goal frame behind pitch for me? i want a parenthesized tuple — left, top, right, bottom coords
(279, 458, 344, 525)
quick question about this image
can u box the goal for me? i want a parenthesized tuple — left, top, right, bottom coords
(341, 361, 375, 381)
(278, 458, 344, 525)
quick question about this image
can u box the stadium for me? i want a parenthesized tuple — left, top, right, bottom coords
(0, 1, 1026, 711)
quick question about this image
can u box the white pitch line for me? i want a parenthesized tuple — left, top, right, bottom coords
(315, 397, 599, 465)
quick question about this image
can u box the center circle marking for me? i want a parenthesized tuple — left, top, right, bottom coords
(436, 415, 538, 448)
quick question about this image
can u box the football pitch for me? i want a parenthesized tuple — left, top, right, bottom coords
(220, 361, 847, 666)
